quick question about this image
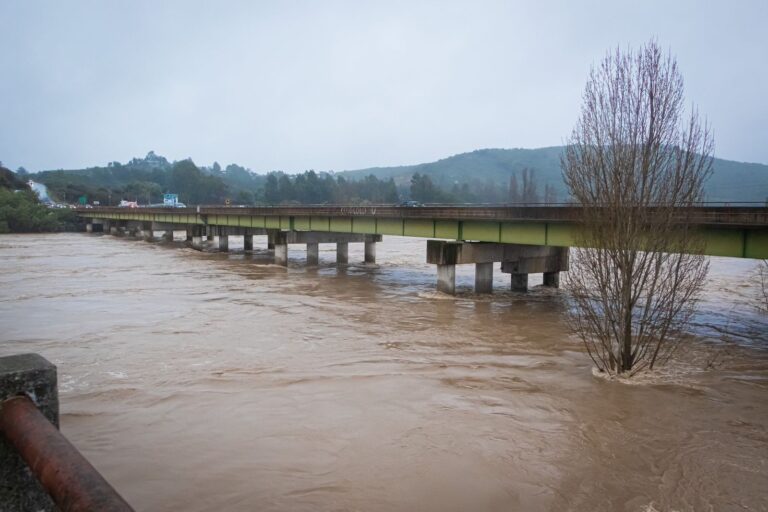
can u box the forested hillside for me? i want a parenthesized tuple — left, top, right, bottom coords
(340, 147, 768, 203)
(27, 147, 768, 206)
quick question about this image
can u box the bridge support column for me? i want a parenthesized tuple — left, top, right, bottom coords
(244, 235, 253, 251)
(186, 229, 193, 243)
(337, 242, 348, 265)
(267, 230, 277, 250)
(206, 226, 214, 243)
(143, 224, 154, 242)
(475, 263, 493, 294)
(217, 235, 229, 252)
(163, 230, 174, 242)
(437, 264, 456, 295)
(274, 242, 288, 266)
(364, 238, 376, 264)
(307, 243, 319, 266)
(86, 222, 93, 233)
(543, 271, 560, 288)
(511, 273, 528, 292)
(109, 225, 119, 236)
(190, 225, 205, 250)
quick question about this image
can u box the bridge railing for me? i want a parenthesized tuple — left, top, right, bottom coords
(76, 204, 768, 227)
(0, 354, 134, 512)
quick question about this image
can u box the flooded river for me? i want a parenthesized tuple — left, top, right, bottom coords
(1, 233, 766, 511)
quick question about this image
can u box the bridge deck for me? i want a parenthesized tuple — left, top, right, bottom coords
(77, 205, 768, 259)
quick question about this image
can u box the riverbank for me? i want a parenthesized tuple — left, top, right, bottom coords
(0, 188, 82, 233)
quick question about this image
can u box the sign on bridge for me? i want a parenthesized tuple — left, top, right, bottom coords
(163, 194, 179, 207)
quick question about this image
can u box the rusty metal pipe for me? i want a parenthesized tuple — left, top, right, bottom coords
(0, 395, 134, 512)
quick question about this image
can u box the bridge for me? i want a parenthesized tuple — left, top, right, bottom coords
(77, 205, 768, 294)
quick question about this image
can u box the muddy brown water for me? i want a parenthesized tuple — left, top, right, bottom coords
(1, 233, 766, 512)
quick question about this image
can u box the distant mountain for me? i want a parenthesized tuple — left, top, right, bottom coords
(338, 147, 768, 203)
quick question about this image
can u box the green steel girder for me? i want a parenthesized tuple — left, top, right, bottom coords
(76, 211, 768, 258)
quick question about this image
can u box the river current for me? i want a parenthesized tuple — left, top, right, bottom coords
(1, 233, 766, 511)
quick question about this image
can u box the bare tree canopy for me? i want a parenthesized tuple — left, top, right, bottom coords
(562, 41, 714, 376)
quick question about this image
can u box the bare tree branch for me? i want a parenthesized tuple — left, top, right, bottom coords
(562, 42, 713, 376)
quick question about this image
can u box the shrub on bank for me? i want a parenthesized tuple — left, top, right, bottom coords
(0, 188, 80, 233)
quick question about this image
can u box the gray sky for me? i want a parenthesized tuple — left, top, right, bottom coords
(1, 0, 766, 173)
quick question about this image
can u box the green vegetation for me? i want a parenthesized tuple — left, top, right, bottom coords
(0, 166, 79, 233)
(22, 147, 768, 207)
(34, 152, 400, 206)
(341, 147, 768, 203)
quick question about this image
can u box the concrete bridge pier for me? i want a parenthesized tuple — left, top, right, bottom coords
(364, 237, 376, 264)
(267, 230, 277, 250)
(475, 262, 494, 294)
(306, 243, 319, 266)
(437, 264, 457, 294)
(109, 225, 120, 236)
(510, 273, 528, 292)
(191, 226, 205, 250)
(274, 241, 288, 266)
(543, 271, 560, 288)
(217, 235, 229, 252)
(142, 223, 154, 242)
(428, 240, 569, 295)
(186, 229, 193, 243)
(86, 222, 93, 233)
(501, 246, 569, 292)
(244, 234, 254, 251)
(163, 230, 174, 242)
(337, 242, 349, 265)
(271, 231, 381, 267)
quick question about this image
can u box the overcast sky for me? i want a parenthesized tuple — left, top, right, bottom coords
(1, 0, 766, 173)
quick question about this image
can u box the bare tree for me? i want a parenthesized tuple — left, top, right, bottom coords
(521, 167, 539, 203)
(544, 183, 558, 204)
(562, 42, 713, 376)
(508, 174, 520, 203)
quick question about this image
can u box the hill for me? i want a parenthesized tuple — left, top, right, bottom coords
(339, 147, 768, 203)
(0, 166, 30, 191)
(26, 147, 768, 205)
